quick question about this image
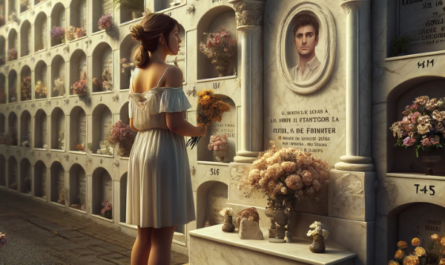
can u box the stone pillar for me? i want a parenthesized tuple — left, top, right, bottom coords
(229, 0, 265, 163)
(335, 0, 374, 172)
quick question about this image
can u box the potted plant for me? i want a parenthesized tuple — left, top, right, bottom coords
(208, 134, 229, 162)
(390, 35, 410, 56)
(112, 0, 144, 20)
(98, 13, 112, 31)
(50, 26, 65, 44)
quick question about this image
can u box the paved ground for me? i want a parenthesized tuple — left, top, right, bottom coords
(0, 188, 189, 265)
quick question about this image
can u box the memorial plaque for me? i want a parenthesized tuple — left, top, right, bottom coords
(100, 112, 112, 140)
(206, 182, 228, 225)
(78, 114, 86, 145)
(78, 56, 86, 80)
(42, 19, 47, 49)
(398, 204, 445, 243)
(399, 0, 445, 54)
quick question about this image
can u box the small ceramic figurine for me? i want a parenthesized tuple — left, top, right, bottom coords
(307, 221, 329, 253)
(219, 207, 235, 232)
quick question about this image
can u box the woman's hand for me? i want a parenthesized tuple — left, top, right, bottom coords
(197, 123, 208, 136)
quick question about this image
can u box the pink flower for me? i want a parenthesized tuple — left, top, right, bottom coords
(421, 138, 432, 147)
(403, 137, 416, 147)
(430, 135, 440, 145)
(411, 112, 421, 124)
(402, 116, 410, 124)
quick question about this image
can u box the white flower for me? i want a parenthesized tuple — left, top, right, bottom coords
(322, 229, 329, 239)
(281, 187, 287, 194)
(307, 229, 315, 237)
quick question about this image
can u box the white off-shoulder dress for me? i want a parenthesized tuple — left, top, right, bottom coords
(126, 66, 196, 228)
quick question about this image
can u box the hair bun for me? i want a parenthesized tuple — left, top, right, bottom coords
(130, 24, 145, 41)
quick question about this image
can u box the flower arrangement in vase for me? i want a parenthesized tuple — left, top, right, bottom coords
(389, 95, 445, 175)
(106, 120, 137, 157)
(100, 200, 112, 219)
(219, 207, 235, 232)
(98, 13, 112, 31)
(307, 221, 329, 253)
(74, 144, 85, 152)
(120, 58, 135, 74)
(70, 72, 87, 96)
(53, 77, 65, 97)
(199, 27, 237, 77)
(96, 140, 113, 155)
(35, 80, 47, 99)
(208, 134, 229, 162)
(50, 26, 65, 44)
(187, 89, 231, 148)
(93, 69, 113, 92)
(20, 76, 32, 101)
(65, 25, 87, 41)
(386, 235, 445, 264)
(8, 48, 17, 61)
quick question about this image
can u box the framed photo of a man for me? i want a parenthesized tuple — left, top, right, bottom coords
(277, 2, 336, 95)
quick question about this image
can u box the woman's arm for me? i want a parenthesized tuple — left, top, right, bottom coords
(166, 112, 207, 137)
(129, 118, 138, 132)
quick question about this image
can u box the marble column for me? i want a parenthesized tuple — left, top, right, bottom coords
(335, 0, 374, 172)
(229, 0, 265, 163)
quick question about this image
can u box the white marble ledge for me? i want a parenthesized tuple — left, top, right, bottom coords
(189, 225, 356, 265)
(387, 172, 445, 180)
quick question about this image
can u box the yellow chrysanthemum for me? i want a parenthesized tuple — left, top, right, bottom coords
(431, 234, 440, 242)
(441, 236, 445, 246)
(388, 261, 400, 265)
(394, 249, 405, 260)
(411, 237, 420, 246)
(403, 255, 419, 265)
(397, 241, 408, 249)
(414, 246, 426, 257)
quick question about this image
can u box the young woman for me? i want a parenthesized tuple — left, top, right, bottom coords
(126, 12, 207, 265)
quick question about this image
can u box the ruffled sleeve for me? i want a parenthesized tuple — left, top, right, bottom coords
(159, 88, 192, 113)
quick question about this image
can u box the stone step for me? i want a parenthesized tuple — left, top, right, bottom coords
(189, 224, 356, 265)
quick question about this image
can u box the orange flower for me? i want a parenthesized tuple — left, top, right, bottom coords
(439, 258, 445, 265)
(397, 241, 408, 249)
(394, 249, 405, 259)
(411, 237, 420, 246)
(431, 234, 440, 242)
(441, 236, 445, 246)
(403, 255, 419, 265)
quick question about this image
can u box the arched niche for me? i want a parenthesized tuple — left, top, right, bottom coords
(50, 3, 66, 47)
(8, 156, 18, 190)
(8, 112, 17, 146)
(92, 167, 113, 219)
(50, 107, 65, 150)
(120, 102, 129, 125)
(34, 109, 47, 148)
(20, 110, 31, 147)
(0, 113, 5, 133)
(196, 181, 228, 229)
(69, 49, 86, 95)
(166, 23, 186, 83)
(0, 1, 5, 27)
(92, 42, 113, 93)
(8, 29, 17, 61)
(0, 74, 5, 104)
(20, 20, 32, 56)
(119, 34, 138, 90)
(69, 163, 86, 211)
(20, 0, 28, 13)
(8, 70, 17, 102)
(34, 60, 48, 99)
(20, 158, 31, 194)
(0, 155, 5, 186)
(34, 0, 44, 5)
(0, 36, 5, 65)
(34, 12, 47, 52)
(20, 65, 32, 101)
(197, 95, 236, 163)
(69, 106, 86, 152)
(92, 0, 113, 33)
(197, 6, 237, 80)
(92, 104, 112, 155)
(387, 77, 445, 175)
(8, 0, 16, 19)
(119, 0, 143, 24)
(69, 0, 86, 38)
(34, 160, 47, 198)
(154, 0, 184, 12)
(50, 161, 65, 205)
(119, 173, 127, 223)
(51, 55, 66, 97)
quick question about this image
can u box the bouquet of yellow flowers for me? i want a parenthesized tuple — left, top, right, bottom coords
(186, 89, 231, 149)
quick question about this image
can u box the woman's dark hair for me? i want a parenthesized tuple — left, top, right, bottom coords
(292, 13, 319, 38)
(130, 11, 180, 68)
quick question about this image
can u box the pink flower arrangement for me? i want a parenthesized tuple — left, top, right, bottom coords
(199, 27, 237, 60)
(70, 72, 87, 95)
(50, 26, 65, 43)
(390, 95, 445, 157)
(65, 26, 86, 41)
(8, 48, 17, 61)
(238, 141, 330, 210)
(100, 200, 112, 219)
(98, 13, 112, 31)
(208, 134, 229, 151)
(106, 120, 137, 157)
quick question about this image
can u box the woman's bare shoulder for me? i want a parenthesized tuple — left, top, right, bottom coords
(165, 65, 183, 88)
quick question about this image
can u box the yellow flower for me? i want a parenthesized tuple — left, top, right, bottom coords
(403, 255, 419, 265)
(397, 240, 408, 249)
(388, 261, 400, 265)
(411, 237, 420, 246)
(395, 249, 405, 260)
(414, 246, 426, 257)
(441, 236, 445, 246)
(431, 234, 440, 242)
(439, 258, 445, 265)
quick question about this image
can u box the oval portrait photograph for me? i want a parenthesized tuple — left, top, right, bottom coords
(277, 2, 336, 95)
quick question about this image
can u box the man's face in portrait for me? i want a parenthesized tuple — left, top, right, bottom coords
(294, 25, 319, 58)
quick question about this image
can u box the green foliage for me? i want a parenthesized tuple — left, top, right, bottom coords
(390, 35, 410, 56)
(112, 0, 144, 11)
